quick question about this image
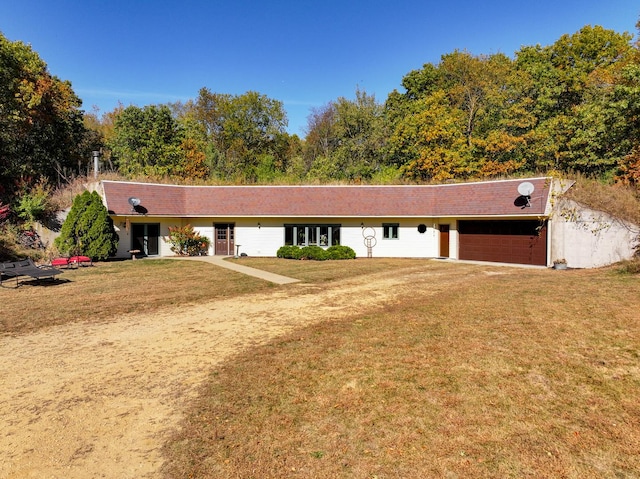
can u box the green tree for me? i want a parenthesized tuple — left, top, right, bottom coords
(332, 89, 386, 180)
(15, 179, 52, 228)
(0, 32, 87, 195)
(303, 103, 338, 173)
(109, 105, 184, 177)
(189, 88, 289, 181)
(514, 25, 635, 174)
(304, 89, 386, 181)
(55, 191, 118, 260)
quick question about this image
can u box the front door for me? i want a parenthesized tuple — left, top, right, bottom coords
(214, 223, 235, 255)
(439, 225, 450, 258)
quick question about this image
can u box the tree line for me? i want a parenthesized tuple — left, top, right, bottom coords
(2, 22, 640, 207)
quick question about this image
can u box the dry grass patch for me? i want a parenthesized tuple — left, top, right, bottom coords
(565, 175, 640, 226)
(0, 257, 418, 335)
(0, 259, 270, 335)
(228, 257, 422, 283)
(164, 266, 640, 478)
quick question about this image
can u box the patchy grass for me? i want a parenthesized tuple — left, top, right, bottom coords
(163, 266, 640, 478)
(227, 257, 422, 283)
(0, 259, 271, 334)
(0, 257, 416, 335)
(565, 174, 640, 227)
(615, 258, 640, 276)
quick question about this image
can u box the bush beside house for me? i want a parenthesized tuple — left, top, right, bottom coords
(54, 191, 119, 260)
(277, 245, 356, 260)
(165, 225, 210, 256)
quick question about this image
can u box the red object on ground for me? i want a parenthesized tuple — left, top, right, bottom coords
(69, 256, 92, 265)
(51, 256, 92, 268)
(51, 258, 69, 267)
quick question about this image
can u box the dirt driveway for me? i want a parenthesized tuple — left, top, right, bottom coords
(0, 263, 489, 478)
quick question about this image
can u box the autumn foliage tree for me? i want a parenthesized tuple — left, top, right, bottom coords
(0, 32, 88, 196)
(165, 224, 209, 256)
(385, 25, 638, 183)
(15, 20, 635, 190)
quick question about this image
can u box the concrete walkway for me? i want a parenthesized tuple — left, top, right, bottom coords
(167, 255, 300, 285)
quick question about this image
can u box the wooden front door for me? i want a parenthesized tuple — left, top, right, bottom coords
(439, 225, 450, 258)
(214, 223, 235, 255)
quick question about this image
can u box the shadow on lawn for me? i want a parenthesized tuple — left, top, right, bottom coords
(0, 277, 71, 288)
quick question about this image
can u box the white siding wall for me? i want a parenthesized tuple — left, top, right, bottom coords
(106, 217, 468, 260)
(347, 220, 440, 258)
(550, 199, 639, 268)
(189, 219, 216, 256)
(232, 219, 441, 258)
(113, 222, 130, 258)
(235, 219, 284, 257)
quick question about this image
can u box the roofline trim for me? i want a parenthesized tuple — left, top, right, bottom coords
(101, 177, 552, 190)
(109, 214, 550, 220)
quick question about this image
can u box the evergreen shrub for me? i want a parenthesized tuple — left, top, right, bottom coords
(276, 244, 356, 260)
(276, 245, 302, 259)
(55, 191, 119, 260)
(300, 245, 327, 260)
(326, 245, 357, 259)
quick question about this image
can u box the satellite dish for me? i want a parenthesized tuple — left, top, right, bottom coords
(128, 197, 141, 207)
(517, 182, 535, 197)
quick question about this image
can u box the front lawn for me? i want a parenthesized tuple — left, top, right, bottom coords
(163, 264, 640, 478)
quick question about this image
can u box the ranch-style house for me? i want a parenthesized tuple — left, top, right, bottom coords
(96, 177, 638, 269)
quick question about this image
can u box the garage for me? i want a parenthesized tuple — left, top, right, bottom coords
(458, 220, 547, 266)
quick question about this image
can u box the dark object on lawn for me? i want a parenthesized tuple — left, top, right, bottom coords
(0, 258, 63, 287)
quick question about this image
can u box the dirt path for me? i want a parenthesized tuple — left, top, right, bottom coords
(0, 264, 489, 478)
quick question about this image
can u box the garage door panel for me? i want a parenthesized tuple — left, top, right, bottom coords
(459, 220, 547, 266)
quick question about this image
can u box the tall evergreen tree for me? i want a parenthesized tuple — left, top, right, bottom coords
(55, 191, 118, 260)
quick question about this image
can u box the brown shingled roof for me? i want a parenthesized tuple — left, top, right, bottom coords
(101, 178, 551, 218)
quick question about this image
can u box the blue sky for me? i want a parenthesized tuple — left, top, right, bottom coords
(2, 0, 638, 136)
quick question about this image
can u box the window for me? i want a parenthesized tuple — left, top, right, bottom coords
(132, 223, 160, 256)
(383, 223, 399, 239)
(284, 224, 341, 247)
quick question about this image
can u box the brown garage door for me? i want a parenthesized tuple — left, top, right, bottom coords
(458, 220, 547, 266)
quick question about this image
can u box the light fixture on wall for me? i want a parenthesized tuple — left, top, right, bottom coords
(361, 222, 364, 228)
(258, 222, 261, 229)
